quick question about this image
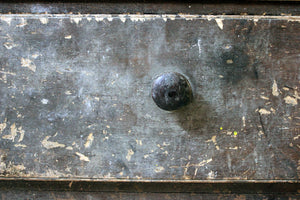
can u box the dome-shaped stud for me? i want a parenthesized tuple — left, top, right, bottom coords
(151, 72, 193, 111)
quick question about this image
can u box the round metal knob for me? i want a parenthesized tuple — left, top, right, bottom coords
(151, 72, 193, 111)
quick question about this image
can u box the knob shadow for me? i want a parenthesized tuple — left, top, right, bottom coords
(174, 95, 210, 134)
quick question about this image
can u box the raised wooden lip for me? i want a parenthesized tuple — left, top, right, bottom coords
(0, 178, 299, 193)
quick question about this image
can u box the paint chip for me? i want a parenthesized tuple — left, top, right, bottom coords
(65, 90, 72, 95)
(84, 133, 94, 148)
(258, 108, 271, 115)
(0, 16, 12, 25)
(242, 116, 246, 127)
(272, 80, 279, 96)
(21, 58, 36, 72)
(284, 96, 298, 106)
(70, 16, 82, 24)
(197, 158, 213, 167)
(41, 99, 49, 104)
(75, 152, 90, 162)
(42, 136, 65, 149)
(155, 166, 165, 173)
(4, 42, 17, 50)
(0, 118, 7, 134)
(39, 18, 48, 24)
(2, 123, 17, 141)
(66, 146, 73, 150)
(215, 18, 224, 30)
(226, 59, 233, 64)
(260, 95, 269, 100)
(14, 144, 27, 148)
(126, 149, 134, 161)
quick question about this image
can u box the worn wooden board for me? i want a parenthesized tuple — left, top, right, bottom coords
(0, 14, 299, 182)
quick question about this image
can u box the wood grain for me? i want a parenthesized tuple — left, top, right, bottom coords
(0, 14, 299, 182)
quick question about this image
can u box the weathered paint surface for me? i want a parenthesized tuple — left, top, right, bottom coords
(0, 14, 299, 181)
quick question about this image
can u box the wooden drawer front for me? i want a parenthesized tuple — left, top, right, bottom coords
(0, 14, 299, 181)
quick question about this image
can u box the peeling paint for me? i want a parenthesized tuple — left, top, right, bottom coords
(17, 126, 25, 142)
(14, 144, 27, 148)
(215, 18, 224, 29)
(75, 152, 90, 162)
(42, 136, 65, 149)
(207, 170, 217, 179)
(136, 139, 142, 146)
(21, 58, 36, 72)
(2, 123, 17, 142)
(70, 16, 82, 24)
(178, 14, 198, 21)
(0, 118, 7, 134)
(119, 15, 126, 23)
(31, 54, 40, 59)
(144, 154, 149, 159)
(161, 14, 168, 22)
(66, 146, 73, 150)
(272, 80, 279, 96)
(16, 18, 27, 27)
(84, 133, 94, 148)
(155, 166, 165, 173)
(197, 158, 213, 167)
(126, 149, 134, 161)
(95, 14, 113, 22)
(41, 99, 49, 104)
(258, 108, 271, 115)
(260, 95, 269, 100)
(206, 135, 219, 150)
(0, 16, 12, 25)
(65, 90, 72, 95)
(242, 116, 246, 127)
(226, 59, 233, 64)
(284, 96, 298, 106)
(39, 17, 48, 24)
(130, 15, 146, 22)
(4, 42, 17, 50)
(293, 135, 300, 140)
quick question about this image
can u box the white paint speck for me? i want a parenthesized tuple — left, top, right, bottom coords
(197, 39, 201, 56)
(41, 99, 49, 104)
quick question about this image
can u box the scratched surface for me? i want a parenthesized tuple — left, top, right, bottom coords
(0, 14, 299, 181)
